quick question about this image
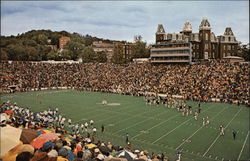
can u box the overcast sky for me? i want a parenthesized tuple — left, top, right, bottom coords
(1, 1, 249, 44)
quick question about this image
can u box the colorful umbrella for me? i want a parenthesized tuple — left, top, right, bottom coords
(65, 136, 74, 143)
(86, 143, 96, 149)
(0, 125, 22, 156)
(30, 138, 47, 149)
(4, 110, 14, 115)
(36, 128, 53, 135)
(30, 133, 58, 149)
(114, 150, 136, 161)
(37, 133, 58, 141)
(20, 129, 38, 144)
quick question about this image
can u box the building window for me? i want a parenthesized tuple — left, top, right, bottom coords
(232, 46, 234, 50)
(228, 37, 231, 42)
(205, 33, 208, 40)
(228, 45, 231, 50)
(205, 44, 208, 50)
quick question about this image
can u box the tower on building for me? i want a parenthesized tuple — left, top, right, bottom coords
(199, 18, 212, 59)
(155, 24, 166, 44)
(182, 21, 192, 36)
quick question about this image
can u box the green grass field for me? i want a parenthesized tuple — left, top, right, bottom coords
(1, 90, 249, 161)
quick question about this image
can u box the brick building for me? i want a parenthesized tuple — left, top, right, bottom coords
(59, 36, 71, 49)
(153, 18, 238, 62)
(92, 41, 114, 62)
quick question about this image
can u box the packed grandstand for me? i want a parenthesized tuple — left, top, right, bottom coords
(0, 60, 249, 161)
(1, 60, 249, 105)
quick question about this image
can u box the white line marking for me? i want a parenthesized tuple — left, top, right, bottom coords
(132, 113, 179, 139)
(152, 117, 193, 144)
(113, 109, 173, 134)
(113, 119, 149, 134)
(151, 106, 213, 144)
(202, 107, 243, 157)
(175, 106, 228, 150)
(237, 130, 249, 161)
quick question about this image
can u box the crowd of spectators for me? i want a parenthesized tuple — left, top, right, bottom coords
(0, 60, 249, 105)
(0, 102, 169, 161)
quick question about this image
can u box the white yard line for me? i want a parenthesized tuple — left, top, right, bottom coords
(237, 130, 249, 161)
(152, 117, 193, 144)
(113, 109, 172, 134)
(202, 107, 243, 157)
(113, 119, 150, 134)
(175, 106, 228, 150)
(150, 106, 213, 144)
(132, 113, 179, 139)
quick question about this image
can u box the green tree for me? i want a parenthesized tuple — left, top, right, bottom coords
(60, 49, 71, 60)
(96, 51, 107, 63)
(131, 36, 149, 60)
(237, 43, 250, 61)
(47, 51, 58, 60)
(35, 34, 48, 45)
(6, 44, 26, 60)
(112, 43, 125, 64)
(26, 46, 39, 61)
(81, 46, 96, 63)
(0, 49, 8, 60)
(64, 41, 84, 60)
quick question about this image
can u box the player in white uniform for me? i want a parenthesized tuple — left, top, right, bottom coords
(194, 111, 198, 120)
(102, 100, 107, 105)
(205, 116, 210, 125)
(202, 118, 206, 126)
(220, 125, 225, 136)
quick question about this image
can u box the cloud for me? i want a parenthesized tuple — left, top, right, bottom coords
(1, 1, 249, 44)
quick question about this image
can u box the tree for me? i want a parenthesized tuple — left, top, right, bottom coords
(60, 49, 71, 60)
(47, 50, 58, 60)
(237, 43, 250, 61)
(131, 36, 149, 60)
(112, 43, 125, 64)
(96, 51, 107, 63)
(26, 46, 39, 60)
(81, 46, 96, 63)
(0, 49, 8, 60)
(65, 41, 85, 60)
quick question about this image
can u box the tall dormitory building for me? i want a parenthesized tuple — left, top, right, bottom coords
(151, 18, 238, 63)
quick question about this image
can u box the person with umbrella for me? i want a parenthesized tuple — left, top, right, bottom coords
(30, 142, 57, 161)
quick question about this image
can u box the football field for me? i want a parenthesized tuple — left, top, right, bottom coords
(1, 90, 249, 161)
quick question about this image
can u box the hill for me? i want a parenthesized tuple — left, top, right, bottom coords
(0, 30, 125, 61)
